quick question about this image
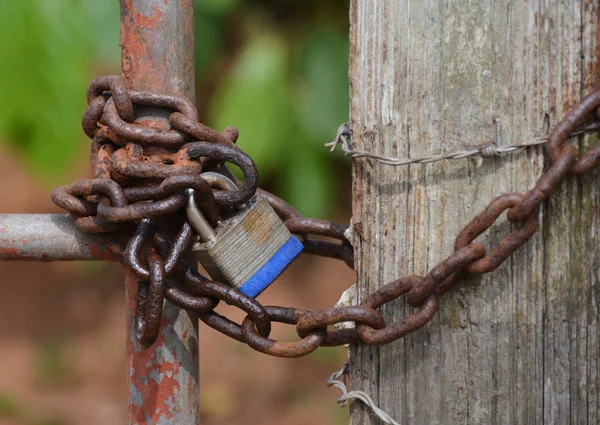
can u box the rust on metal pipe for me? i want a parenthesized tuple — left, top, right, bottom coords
(120, 0, 195, 97)
(120, 1, 199, 424)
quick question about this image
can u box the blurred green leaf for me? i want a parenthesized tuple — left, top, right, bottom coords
(288, 386, 314, 406)
(82, 0, 120, 63)
(195, 12, 224, 78)
(208, 33, 291, 173)
(0, 0, 91, 185)
(332, 404, 350, 425)
(0, 1, 350, 219)
(34, 338, 73, 386)
(0, 392, 22, 419)
(278, 138, 336, 217)
(209, 28, 343, 217)
(195, 0, 240, 15)
(294, 27, 349, 146)
(309, 346, 347, 367)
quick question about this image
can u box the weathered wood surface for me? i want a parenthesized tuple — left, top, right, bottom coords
(349, 1, 600, 424)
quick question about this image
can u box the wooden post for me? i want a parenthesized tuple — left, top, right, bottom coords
(349, 1, 600, 424)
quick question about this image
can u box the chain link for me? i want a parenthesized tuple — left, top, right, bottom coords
(51, 75, 600, 356)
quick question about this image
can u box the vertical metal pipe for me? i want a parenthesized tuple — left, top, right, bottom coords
(120, 1, 200, 424)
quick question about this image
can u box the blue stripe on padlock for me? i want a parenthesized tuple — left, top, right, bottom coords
(238, 235, 304, 298)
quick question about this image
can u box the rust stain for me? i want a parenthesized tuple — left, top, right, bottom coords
(120, 22, 147, 88)
(120, 1, 167, 92)
(127, 284, 181, 422)
(136, 118, 167, 130)
(129, 353, 180, 421)
(0, 244, 112, 261)
(0, 248, 49, 262)
(135, 5, 164, 30)
(242, 206, 270, 245)
(116, 0, 199, 421)
(88, 244, 117, 261)
(0, 247, 22, 258)
(126, 273, 197, 423)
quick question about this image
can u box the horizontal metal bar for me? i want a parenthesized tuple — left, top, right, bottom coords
(0, 214, 115, 261)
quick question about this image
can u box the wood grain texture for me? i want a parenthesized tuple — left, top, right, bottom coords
(349, 1, 600, 424)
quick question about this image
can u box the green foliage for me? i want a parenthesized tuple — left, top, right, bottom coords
(294, 26, 349, 145)
(332, 404, 350, 425)
(0, 392, 23, 419)
(0, 0, 119, 185)
(309, 346, 347, 367)
(34, 339, 73, 386)
(82, 0, 121, 64)
(208, 24, 348, 216)
(194, 12, 224, 79)
(277, 138, 336, 218)
(209, 33, 291, 172)
(0, 391, 67, 425)
(288, 385, 315, 406)
(0, 1, 350, 216)
(195, 0, 240, 15)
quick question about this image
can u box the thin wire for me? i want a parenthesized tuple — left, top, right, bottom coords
(327, 363, 401, 425)
(325, 121, 600, 166)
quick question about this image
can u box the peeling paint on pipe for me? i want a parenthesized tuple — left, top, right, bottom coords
(120, 1, 200, 424)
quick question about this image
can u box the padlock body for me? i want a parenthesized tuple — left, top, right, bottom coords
(192, 196, 303, 297)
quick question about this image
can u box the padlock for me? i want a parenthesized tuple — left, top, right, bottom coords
(186, 172, 303, 297)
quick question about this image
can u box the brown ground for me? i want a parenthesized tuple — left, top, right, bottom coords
(0, 151, 355, 425)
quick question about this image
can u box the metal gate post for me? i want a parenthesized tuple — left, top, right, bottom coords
(120, 1, 200, 424)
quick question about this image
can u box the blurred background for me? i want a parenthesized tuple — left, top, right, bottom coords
(0, 1, 354, 424)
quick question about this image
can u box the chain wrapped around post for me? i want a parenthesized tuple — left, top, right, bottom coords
(51, 75, 600, 356)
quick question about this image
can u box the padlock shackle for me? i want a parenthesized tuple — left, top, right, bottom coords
(186, 172, 242, 241)
(186, 189, 217, 241)
(199, 171, 239, 193)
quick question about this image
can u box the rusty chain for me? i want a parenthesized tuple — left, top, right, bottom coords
(51, 75, 600, 357)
